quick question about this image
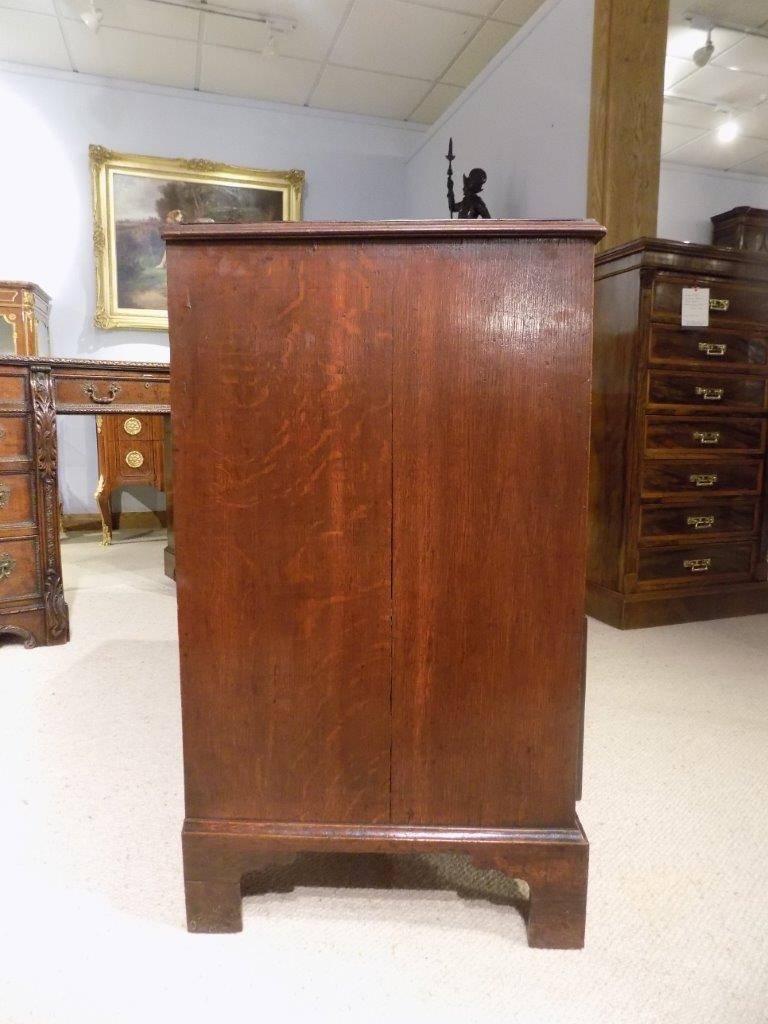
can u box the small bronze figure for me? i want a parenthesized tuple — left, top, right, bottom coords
(446, 137, 491, 219)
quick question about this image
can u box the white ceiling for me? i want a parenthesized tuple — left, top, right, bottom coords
(663, 0, 768, 174)
(0, 0, 545, 123)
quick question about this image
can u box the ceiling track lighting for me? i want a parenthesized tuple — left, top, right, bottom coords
(80, 0, 103, 32)
(145, 0, 297, 33)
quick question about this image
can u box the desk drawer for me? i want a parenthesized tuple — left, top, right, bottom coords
(0, 373, 28, 409)
(117, 440, 156, 479)
(646, 372, 767, 411)
(54, 375, 169, 411)
(645, 418, 766, 454)
(651, 275, 768, 328)
(649, 326, 768, 369)
(641, 459, 762, 497)
(0, 537, 41, 601)
(0, 415, 30, 461)
(0, 472, 35, 529)
(639, 501, 758, 540)
(638, 542, 754, 587)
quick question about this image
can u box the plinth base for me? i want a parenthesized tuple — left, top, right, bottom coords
(182, 818, 589, 949)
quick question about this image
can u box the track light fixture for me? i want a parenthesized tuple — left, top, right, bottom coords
(81, 0, 103, 32)
(692, 28, 714, 67)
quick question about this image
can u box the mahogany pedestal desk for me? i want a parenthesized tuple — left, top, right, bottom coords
(165, 219, 604, 948)
(0, 355, 170, 647)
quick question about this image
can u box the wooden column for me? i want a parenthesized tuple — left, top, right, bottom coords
(587, 0, 669, 251)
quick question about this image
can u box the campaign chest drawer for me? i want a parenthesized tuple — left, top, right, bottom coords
(0, 536, 42, 602)
(649, 327, 768, 369)
(637, 542, 754, 587)
(639, 501, 758, 540)
(645, 417, 766, 454)
(0, 472, 35, 530)
(646, 372, 767, 411)
(650, 275, 768, 328)
(640, 459, 762, 497)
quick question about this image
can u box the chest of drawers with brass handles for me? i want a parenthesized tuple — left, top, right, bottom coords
(589, 238, 768, 628)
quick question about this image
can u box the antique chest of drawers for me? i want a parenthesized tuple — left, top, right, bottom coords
(588, 237, 768, 628)
(165, 218, 604, 948)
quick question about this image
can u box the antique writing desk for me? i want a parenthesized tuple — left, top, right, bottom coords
(166, 219, 604, 948)
(0, 356, 170, 647)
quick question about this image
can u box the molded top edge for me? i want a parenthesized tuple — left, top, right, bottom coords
(163, 218, 606, 242)
(596, 235, 768, 265)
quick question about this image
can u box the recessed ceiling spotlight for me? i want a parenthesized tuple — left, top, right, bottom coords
(693, 28, 715, 67)
(717, 117, 740, 143)
(81, 0, 103, 31)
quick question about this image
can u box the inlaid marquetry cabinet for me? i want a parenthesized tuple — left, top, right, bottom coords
(588, 238, 768, 628)
(165, 219, 604, 948)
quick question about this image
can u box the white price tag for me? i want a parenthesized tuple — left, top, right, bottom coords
(681, 287, 710, 327)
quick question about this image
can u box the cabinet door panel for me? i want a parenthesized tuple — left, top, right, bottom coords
(392, 239, 593, 828)
(168, 240, 395, 825)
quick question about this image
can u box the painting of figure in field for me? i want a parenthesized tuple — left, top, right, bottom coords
(113, 173, 283, 311)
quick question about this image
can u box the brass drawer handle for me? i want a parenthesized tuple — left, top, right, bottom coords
(683, 558, 711, 573)
(687, 514, 715, 530)
(0, 552, 15, 581)
(709, 298, 730, 311)
(83, 381, 121, 405)
(125, 450, 144, 469)
(689, 473, 717, 487)
(698, 342, 726, 357)
(693, 430, 720, 445)
(0, 483, 9, 509)
(694, 386, 724, 401)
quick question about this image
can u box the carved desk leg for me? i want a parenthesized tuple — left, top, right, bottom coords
(30, 368, 69, 645)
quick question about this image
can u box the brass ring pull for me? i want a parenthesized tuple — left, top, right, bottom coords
(694, 386, 724, 401)
(683, 558, 711, 573)
(698, 342, 726, 357)
(693, 430, 720, 445)
(0, 552, 15, 581)
(125, 450, 144, 469)
(0, 483, 9, 509)
(83, 381, 121, 404)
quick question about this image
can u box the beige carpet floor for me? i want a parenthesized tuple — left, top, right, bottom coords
(1, 531, 767, 1024)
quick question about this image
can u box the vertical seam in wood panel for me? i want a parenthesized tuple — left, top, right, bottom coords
(388, 268, 395, 825)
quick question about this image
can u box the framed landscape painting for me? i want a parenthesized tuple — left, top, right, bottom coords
(90, 145, 304, 330)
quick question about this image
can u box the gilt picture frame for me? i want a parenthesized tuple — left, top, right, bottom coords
(89, 145, 304, 331)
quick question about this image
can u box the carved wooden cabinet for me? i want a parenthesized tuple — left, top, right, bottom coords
(588, 238, 768, 628)
(165, 219, 604, 948)
(95, 413, 166, 544)
(0, 282, 51, 356)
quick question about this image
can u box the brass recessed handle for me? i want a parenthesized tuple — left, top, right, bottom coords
(687, 514, 715, 530)
(698, 342, 726, 357)
(0, 552, 15, 581)
(690, 473, 717, 487)
(83, 381, 121, 404)
(693, 430, 720, 445)
(709, 298, 730, 311)
(0, 483, 9, 509)
(683, 558, 712, 573)
(694, 386, 724, 401)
